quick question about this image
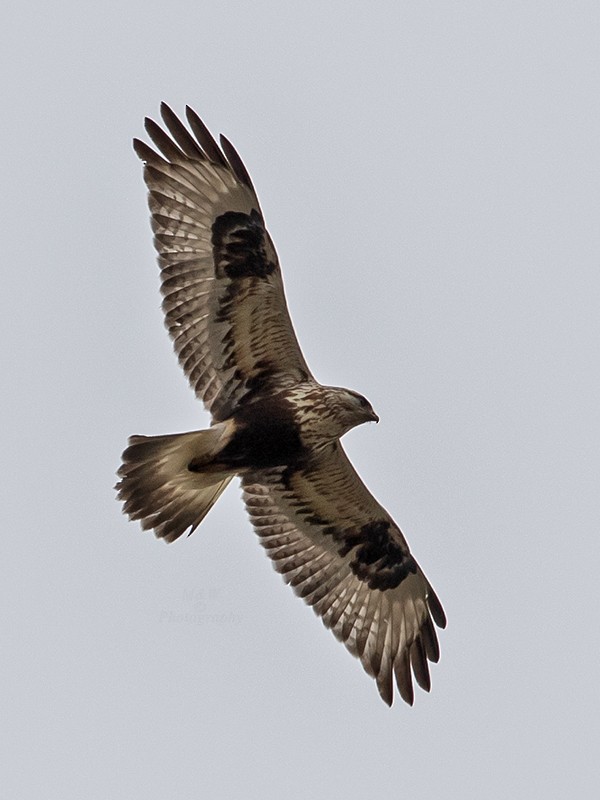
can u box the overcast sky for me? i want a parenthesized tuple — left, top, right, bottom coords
(3, 2, 599, 798)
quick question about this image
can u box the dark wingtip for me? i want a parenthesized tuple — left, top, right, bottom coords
(185, 106, 228, 166)
(376, 666, 394, 706)
(380, 691, 393, 708)
(410, 638, 432, 692)
(136, 105, 259, 201)
(144, 116, 186, 161)
(159, 102, 205, 159)
(427, 587, 447, 629)
(421, 615, 441, 663)
(133, 137, 164, 164)
(394, 652, 415, 706)
(220, 133, 256, 193)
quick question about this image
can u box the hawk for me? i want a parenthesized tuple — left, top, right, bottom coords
(116, 104, 446, 705)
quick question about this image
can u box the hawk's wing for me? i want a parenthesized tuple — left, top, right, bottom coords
(134, 104, 312, 421)
(242, 443, 446, 706)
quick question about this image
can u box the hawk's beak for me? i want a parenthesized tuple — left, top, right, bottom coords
(370, 410, 379, 423)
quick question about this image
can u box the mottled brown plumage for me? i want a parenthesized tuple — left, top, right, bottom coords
(116, 104, 446, 706)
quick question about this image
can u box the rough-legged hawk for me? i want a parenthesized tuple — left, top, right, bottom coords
(116, 104, 446, 705)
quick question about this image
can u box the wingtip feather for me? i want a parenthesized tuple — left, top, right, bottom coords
(427, 588, 447, 629)
(220, 134, 256, 193)
(185, 106, 228, 166)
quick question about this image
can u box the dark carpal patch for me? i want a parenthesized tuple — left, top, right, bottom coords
(337, 520, 418, 591)
(212, 209, 277, 280)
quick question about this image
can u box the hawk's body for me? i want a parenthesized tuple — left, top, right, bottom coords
(117, 104, 446, 705)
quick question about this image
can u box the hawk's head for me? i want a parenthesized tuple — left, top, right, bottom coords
(325, 387, 379, 437)
(285, 383, 379, 448)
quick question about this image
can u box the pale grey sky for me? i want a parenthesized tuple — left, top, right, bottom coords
(3, 2, 599, 798)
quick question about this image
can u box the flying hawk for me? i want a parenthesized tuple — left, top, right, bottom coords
(116, 104, 446, 706)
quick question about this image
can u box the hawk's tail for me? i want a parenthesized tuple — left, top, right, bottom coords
(115, 423, 235, 542)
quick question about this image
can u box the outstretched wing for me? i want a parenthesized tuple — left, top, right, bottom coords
(242, 443, 446, 706)
(134, 103, 312, 421)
